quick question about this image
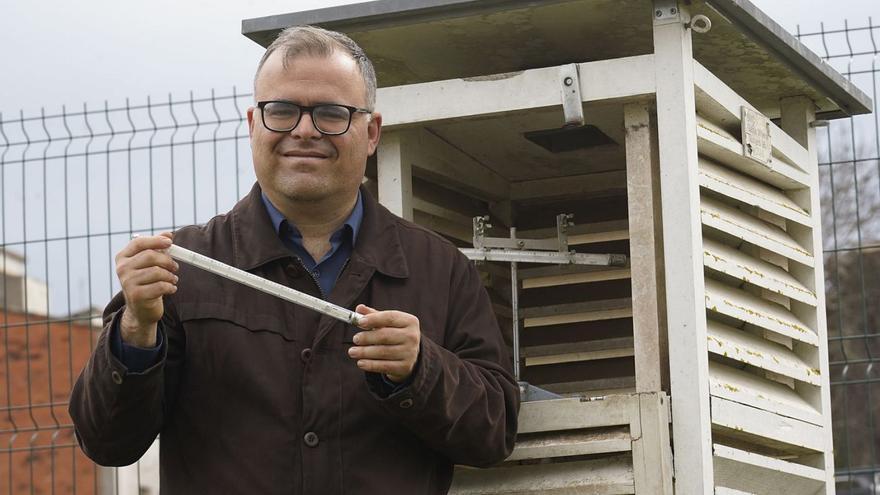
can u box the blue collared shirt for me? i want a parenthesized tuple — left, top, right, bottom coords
(260, 190, 363, 297)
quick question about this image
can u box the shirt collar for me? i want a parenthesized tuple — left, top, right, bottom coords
(230, 183, 408, 278)
(260, 190, 363, 245)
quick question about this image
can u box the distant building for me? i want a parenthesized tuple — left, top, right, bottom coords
(0, 248, 48, 316)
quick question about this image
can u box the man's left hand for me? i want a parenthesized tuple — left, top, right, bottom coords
(349, 304, 420, 384)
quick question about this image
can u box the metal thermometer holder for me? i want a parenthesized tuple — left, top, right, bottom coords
(461, 214, 628, 402)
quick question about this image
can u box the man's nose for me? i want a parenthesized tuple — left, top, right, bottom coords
(291, 111, 322, 139)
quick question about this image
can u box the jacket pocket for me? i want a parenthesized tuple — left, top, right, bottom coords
(176, 300, 294, 341)
(173, 300, 300, 420)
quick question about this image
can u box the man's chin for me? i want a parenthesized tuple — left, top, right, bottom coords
(275, 182, 335, 203)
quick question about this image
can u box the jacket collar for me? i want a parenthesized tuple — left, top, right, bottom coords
(231, 182, 409, 279)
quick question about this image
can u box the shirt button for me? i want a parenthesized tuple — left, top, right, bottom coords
(300, 348, 313, 363)
(111, 370, 123, 385)
(303, 431, 319, 447)
(398, 398, 414, 409)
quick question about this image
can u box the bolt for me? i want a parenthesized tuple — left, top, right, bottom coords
(517, 240, 525, 248)
(670, 7, 677, 14)
(655, 9, 662, 17)
(563, 76, 573, 86)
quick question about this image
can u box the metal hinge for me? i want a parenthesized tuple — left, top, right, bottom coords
(653, 0, 681, 23)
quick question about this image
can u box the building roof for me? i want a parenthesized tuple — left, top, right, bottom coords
(242, 0, 871, 120)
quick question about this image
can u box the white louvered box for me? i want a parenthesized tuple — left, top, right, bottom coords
(243, 1, 873, 493)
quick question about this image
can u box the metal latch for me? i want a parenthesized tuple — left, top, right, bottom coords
(559, 64, 584, 127)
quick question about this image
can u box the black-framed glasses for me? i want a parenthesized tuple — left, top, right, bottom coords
(256, 100, 372, 136)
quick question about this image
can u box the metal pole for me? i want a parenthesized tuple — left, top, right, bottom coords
(510, 227, 521, 381)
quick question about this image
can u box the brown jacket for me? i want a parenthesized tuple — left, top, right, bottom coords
(70, 184, 519, 494)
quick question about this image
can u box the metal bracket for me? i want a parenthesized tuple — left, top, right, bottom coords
(473, 214, 573, 253)
(556, 213, 573, 252)
(461, 248, 627, 266)
(741, 106, 772, 166)
(653, 0, 681, 23)
(467, 214, 628, 266)
(519, 382, 563, 402)
(472, 215, 490, 250)
(473, 215, 562, 252)
(559, 64, 584, 127)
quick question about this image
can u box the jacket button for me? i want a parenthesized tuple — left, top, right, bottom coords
(300, 348, 313, 363)
(398, 398, 414, 409)
(303, 431, 319, 447)
(111, 370, 123, 385)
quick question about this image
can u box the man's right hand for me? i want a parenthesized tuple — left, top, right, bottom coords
(115, 232, 179, 348)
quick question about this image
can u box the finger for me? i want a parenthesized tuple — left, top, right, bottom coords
(354, 359, 411, 377)
(117, 235, 173, 259)
(126, 281, 178, 301)
(348, 344, 409, 360)
(358, 310, 417, 330)
(124, 266, 179, 288)
(353, 327, 412, 346)
(120, 249, 179, 274)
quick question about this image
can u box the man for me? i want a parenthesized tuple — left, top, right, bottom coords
(69, 25, 519, 494)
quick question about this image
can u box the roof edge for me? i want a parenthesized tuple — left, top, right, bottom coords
(241, 0, 566, 46)
(241, 0, 873, 117)
(706, 0, 872, 116)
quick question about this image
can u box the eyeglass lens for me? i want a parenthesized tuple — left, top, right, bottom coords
(262, 102, 352, 135)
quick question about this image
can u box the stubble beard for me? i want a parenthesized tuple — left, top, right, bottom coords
(272, 173, 336, 204)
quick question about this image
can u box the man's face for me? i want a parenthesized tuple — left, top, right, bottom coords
(247, 50, 381, 205)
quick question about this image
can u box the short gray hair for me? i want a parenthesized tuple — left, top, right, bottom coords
(254, 25, 377, 111)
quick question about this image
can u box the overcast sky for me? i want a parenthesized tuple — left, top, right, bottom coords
(2, 0, 880, 115)
(2, 0, 879, 315)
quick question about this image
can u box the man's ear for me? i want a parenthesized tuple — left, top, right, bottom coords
(366, 112, 382, 156)
(246, 106, 256, 138)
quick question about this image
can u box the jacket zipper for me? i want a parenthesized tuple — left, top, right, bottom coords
(293, 256, 352, 302)
(293, 256, 326, 300)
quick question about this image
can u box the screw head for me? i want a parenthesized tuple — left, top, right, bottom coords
(655, 9, 662, 17)
(670, 7, 677, 14)
(563, 76, 573, 86)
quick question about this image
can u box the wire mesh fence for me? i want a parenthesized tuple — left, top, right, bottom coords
(0, 90, 255, 494)
(797, 18, 880, 495)
(0, 16, 878, 495)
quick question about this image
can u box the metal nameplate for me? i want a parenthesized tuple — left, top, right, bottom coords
(741, 106, 772, 166)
